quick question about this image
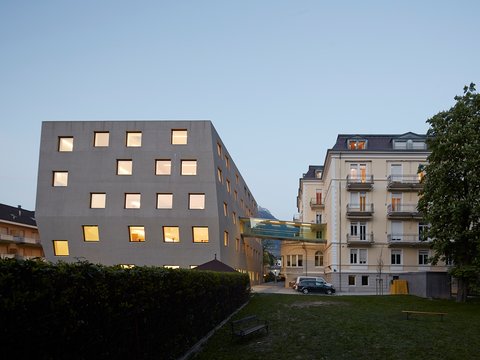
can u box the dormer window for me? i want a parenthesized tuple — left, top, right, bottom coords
(348, 139, 367, 150)
(315, 170, 322, 179)
(393, 139, 426, 150)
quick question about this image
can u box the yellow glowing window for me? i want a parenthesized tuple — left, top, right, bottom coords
(192, 227, 209, 243)
(164, 265, 180, 269)
(126, 132, 142, 147)
(164, 226, 180, 243)
(120, 264, 135, 269)
(53, 240, 69, 256)
(224, 231, 229, 247)
(155, 160, 172, 175)
(94, 132, 110, 147)
(58, 137, 73, 152)
(129, 226, 145, 242)
(172, 130, 188, 145)
(53, 171, 68, 187)
(348, 140, 367, 150)
(83, 225, 99, 242)
(90, 193, 106, 208)
(217, 143, 222, 156)
(117, 160, 132, 175)
(181, 160, 197, 175)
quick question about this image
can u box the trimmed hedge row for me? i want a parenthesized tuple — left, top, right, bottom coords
(0, 259, 250, 359)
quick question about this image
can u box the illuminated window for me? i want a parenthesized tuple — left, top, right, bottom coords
(94, 132, 109, 147)
(58, 137, 73, 152)
(223, 202, 228, 216)
(217, 168, 223, 183)
(181, 160, 197, 175)
(129, 226, 145, 242)
(83, 225, 99, 242)
(155, 160, 172, 175)
(225, 155, 230, 169)
(164, 226, 180, 243)
(232, 212, 237, 224)
(217, 143, 222, 156)
(90, 193, 106, 208)
(126, 131, 142, 147)
(53, 240, 69, 256)
(157, 193, 173, 209)
(192, 227, 209, 243)
(125, 193, 141, 209)
(117, 160, 132, 175)
(172, 129, 188, 145)
(224, 231, 229, 246)
(120, 264, 135, 269)
(226, 179, 231, 193)
(53, 171, 68, 187)
(164, 265, 180, 269)
(190, 265, 198, 269)
(348, 139, 367, 150)
(189, 194, 205, 209)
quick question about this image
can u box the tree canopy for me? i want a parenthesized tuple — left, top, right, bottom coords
(418, 83, 480, 302)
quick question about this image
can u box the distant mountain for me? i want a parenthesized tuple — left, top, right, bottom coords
(257, 207, 277, 220)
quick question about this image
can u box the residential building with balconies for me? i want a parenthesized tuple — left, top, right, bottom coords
(283, 132, 447, 292)
(36, 121, 263, 284)
(0, 203, 44, 260)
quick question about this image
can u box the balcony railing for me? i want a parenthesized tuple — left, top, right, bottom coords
(346, 233, 374, 246)
(346, 203, 374, 218)
(387, 204, 422, 219)
(310, 197, 325, 209)
(387, 234, 431, 247)
(346, 175, 374, 191)
(387, 175, 423, 191)
(0, 233, 41, 245)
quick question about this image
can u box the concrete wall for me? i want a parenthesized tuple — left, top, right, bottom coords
(401, 272, 451, 299)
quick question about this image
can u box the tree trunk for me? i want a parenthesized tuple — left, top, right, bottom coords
(456, 277, 468, 302)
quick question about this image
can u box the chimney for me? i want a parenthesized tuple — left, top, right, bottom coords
(17, 205, 22, 217)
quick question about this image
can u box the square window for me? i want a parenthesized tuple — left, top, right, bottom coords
(172, 129, 188, 145)
(189, 194, 205, 210)
(361, 276, 369, 286)
(126, 132, 142, 147)
(224, 231, 229, 246)
(117, 160, 133, 175)
(53, 240, 69, 256)
(181, 160, 197, 175)
(83, 225, 99, 242)
(348, 275, 356, 286)
(90, 193, 106, 208)
(155, 160, 172, 175)
(125, 193, 141, 209)
(53, 171, 68, 187)
(157, 193, 173, 209)
(58, 137, 73, 152)
(129, 226, 145, 242)
(192, 227, 209, 243)
(164, 226, 180, 243)
(94, 132, 109, 147)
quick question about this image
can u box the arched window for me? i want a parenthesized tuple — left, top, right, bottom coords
(315, 251, 324, 267)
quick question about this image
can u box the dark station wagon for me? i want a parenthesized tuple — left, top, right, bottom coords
(297, 280, 336, 295)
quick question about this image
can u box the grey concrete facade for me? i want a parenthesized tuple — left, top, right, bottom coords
(36, 121, 262, 283)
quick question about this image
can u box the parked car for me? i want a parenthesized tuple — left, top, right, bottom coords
(297, 280, 335, 295)
(293, 276, 333, 290)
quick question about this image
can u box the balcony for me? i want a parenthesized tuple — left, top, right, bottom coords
(346, 233, 374, 246)
(387, 204, 422, 219)
(387, 175, 423, 191)
(346, 175, 374, 191)
(0, 233, 41, 246)
(346, 203, 374, 219)
(387, 234, 432, 247)
(310, 197, 325, 209)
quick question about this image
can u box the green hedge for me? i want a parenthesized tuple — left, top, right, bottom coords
(0, 259, 250, 359)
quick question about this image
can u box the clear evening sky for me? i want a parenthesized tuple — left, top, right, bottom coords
(1, 1, 479, 220)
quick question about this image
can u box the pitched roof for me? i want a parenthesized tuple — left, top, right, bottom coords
(331, 133, 427, 151)
(302, 165, 324, 179)
(194, 258, 237, 272)
(0, 203, 37, 227)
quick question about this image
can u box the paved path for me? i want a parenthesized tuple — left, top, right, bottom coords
(252, 282, 381, 296)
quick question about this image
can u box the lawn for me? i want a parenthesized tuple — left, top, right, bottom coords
(194, 294, 480, 360)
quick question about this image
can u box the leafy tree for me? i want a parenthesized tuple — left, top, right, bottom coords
(418, 83, 480, 302)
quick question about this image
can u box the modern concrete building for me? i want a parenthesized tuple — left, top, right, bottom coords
(0, 203, 43, 260)
(36, 121, 262, 283)
(283, 133, 449, 293)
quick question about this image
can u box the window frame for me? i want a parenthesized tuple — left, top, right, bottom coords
(129, 226, 145, 242)
(126, 131, 142, 147)
(58, 136, 74, 152)
(181, 160, 197, 176)
(52, 171, 69, 187)
(53, 240, 69, 256)
(94, 131, 110, 147)
(155, 159, 172, 176)
(156, 193, 173, 209)
(90, 193, 106, 209)
(125, 193, 141, 209)
(117, 159, 133, 175)
(192, 226, 209, 243)
(188, 193, 205, 210)
(171, 129, 188, 145)
(163, 226, 180, 243)
(83, 225, 100, 242)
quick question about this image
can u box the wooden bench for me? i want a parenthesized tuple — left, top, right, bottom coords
(231, 315, 268, 339)
(402, 310, 447, 321)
